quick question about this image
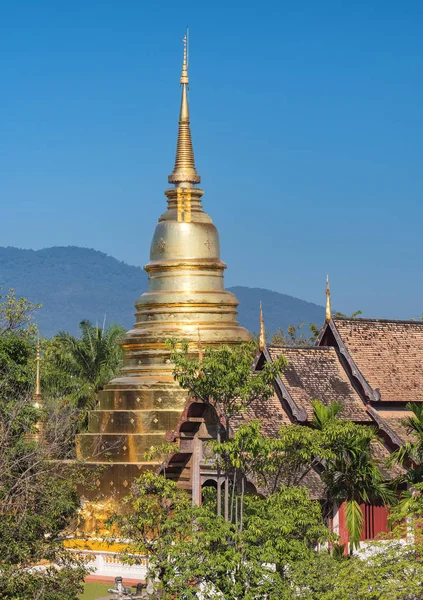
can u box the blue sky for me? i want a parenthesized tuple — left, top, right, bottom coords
(1, 1, 422, 318)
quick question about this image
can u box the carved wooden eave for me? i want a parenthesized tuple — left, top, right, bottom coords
(158, 394, 228, 480)
(317, 319, 381, 404)
(316, 319, 404, 450)
(257, 346, 307, 423)
(314, 320, 330, 347)
(364, 405, 403, 449)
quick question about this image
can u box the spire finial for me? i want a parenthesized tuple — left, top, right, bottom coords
(181, 31, 188, 84)
(259, 301, 266, 351)
(325, 275, 332, 323)
(34, 337, 41, 405)
(168, 30, 201, 186)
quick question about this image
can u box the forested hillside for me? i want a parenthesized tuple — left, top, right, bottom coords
(0, 246, 325, 337)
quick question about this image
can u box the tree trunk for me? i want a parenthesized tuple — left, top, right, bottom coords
(224, 416, 230, 521)
(224, 477, 229, 522)
(240, 475, 245, 532)
(216, 429, 221, 517)
(230, 468, 237, 523)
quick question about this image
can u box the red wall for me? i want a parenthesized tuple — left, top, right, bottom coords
(337, 502, 390, 547)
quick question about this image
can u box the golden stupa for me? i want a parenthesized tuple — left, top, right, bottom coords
(76, 35, 250, 498)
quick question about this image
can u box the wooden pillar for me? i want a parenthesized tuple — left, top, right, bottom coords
(191, 436, 202, 506)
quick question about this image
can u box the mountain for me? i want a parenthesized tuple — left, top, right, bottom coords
(0, 247, 325, 338)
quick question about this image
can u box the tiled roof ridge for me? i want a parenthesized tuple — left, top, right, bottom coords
(268, 345, 334, 350)
(334, 317, 423, 326)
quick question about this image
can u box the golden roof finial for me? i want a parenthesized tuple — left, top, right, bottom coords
(181, 32, 188, 85)
(168, 29, 201, 186)
(259, 301, 266, 351)
(34, 337, 41, 405)
(325, 275, 332, 323)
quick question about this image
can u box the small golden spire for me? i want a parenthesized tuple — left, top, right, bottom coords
(259, 301, 266, 351)
(168, 30, 201, 186)
(34, 337, 41, 408)
(325, 275, 332, 323)
(180, 32, 188, 85)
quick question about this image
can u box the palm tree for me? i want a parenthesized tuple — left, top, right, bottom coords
(388, 402, 423, 480)
(387, 402, 423, 521)
(51, 320, 124, 424)
(311, 401, 394, 553)
(311, 399, 343, 429)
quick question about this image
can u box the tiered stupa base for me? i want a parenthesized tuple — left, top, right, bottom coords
(76, 377, 188, 498)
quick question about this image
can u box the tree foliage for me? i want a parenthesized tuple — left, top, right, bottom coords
(167, 341, 286, 426)
(387, 402, 423, 522)
(212, 401, 394, 552)
(212, 419, 328, 496)
(114, 471, 423, 600)
(287, 535, 423, 600)
(0, 334, 36, 399)
(112, 472, 332, 600)
(270, 322, 320, 346)
(0, 380, 89, 598)
(0, 286, 41, 338)
(42, 319, 125, 429)
(310, 401, 394, 552)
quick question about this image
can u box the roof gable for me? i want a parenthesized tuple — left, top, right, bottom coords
(330, 318, 423, 403)
(268, 346, 372, 422)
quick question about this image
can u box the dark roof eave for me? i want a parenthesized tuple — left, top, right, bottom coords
(320, 319, 381, 404)
(366, 405, 404, 448)
(264, 346, 307, 423)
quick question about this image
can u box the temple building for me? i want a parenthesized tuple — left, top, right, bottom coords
(72, 36, 423, 552)
(75, 35, 250, 498)
(164, 290, 423, 546)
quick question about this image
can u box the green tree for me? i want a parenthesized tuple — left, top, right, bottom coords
(288, 534, 423, 600)
(270, 322, 320, 346)
(111, 472, 332, 600)
(0, 334, 36, 399)
(311, 401, 394, 553)
(386, 402, 423, 521)
(0, 286, 41, 339)
(387, 401, 423, 482)
(212, 420, 330, 527)
(167, 340, 287, 518)
(168, 341, 286, 425)
(333, 309, 363, 319)
(45, 320, 125, 425)
(0, 288, 40, 399)
(0, 380, 89, 599)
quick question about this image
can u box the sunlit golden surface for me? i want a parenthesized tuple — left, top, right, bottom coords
(75, 36, 250, 502)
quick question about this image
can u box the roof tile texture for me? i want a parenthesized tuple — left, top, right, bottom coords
(231, 392, 291, 437)
(372, 409, 417, 444)
(333, 319, 423, 402)
(268, 346, 371, 422)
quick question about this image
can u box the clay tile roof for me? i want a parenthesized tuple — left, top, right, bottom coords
(373, 409, 418, 444)
(333, 318, 423, 403)
(300, 469, 326, 500)
(268, 346, 371, 422)
(370, 440, 405, 479)
(231, 391, 291, 437)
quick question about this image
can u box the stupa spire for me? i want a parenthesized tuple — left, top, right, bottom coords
(168, 30, 201, 186)
(75, 33, 251, 503)
(259, 301, 266, 351)
(35, 338, 41, 399)
(325, 275, 332, 323)
(32, 338, 42, 425)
